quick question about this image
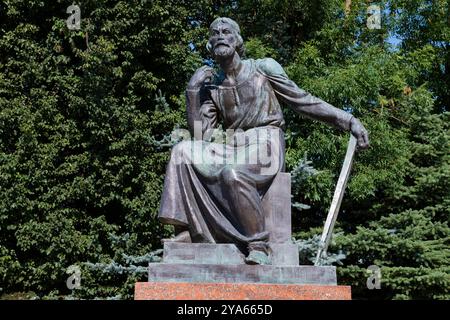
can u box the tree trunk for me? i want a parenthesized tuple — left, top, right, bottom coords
(345, 0, 351, 15)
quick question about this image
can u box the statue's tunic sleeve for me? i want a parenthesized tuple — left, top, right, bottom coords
(199, 97, 219, 134)
(256, 58, 353, 131)
(186, 88, 219, 138)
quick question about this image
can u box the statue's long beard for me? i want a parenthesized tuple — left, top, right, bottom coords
(214, 45, 234, 59)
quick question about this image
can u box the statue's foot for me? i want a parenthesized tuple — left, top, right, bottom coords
(244, 249, 271, 265)
(161, 230, 191, 244)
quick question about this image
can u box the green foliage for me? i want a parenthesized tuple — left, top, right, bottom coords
(0, 0, 210, 299)
(244, 37, 279, 60)
(0, 0, 448, 299)
(294, 233, 346, 266)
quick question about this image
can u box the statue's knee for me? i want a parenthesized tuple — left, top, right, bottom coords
(220, 166, 239, 186)
(171, 140, 193, 164)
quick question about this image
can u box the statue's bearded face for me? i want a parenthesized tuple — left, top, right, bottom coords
(209, 22, 238, 59)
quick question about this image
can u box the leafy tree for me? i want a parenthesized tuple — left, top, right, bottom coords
(0, 0, 448, 299)
(0, 0, 210, 299)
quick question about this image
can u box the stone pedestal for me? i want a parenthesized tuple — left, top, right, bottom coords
(163, 242, 299, 266)
(135, 242, 351, 300)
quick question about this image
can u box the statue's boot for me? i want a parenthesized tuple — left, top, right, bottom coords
(161, 230, 192, 244)
(245, 249, 271, 265)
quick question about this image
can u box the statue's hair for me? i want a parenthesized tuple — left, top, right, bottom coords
(206, 17, 245, 57)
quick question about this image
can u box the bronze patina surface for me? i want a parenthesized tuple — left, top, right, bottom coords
(158, 17, 369, 264)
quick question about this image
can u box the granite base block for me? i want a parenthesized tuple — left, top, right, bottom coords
(135, 282, 351, 300)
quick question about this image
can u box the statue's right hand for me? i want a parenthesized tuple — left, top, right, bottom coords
(187, 66, 215, 90)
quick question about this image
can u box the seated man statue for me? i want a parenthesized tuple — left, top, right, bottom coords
(158, 17, 369, 265)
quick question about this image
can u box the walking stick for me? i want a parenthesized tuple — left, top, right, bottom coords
(315, 134, 357, 266)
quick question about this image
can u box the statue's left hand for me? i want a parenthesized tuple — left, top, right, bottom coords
(350, 117, 369, 149)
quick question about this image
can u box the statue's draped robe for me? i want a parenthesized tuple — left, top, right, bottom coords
(159, 58, 353, 251)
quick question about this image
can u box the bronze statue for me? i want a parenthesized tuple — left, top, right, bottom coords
(158, 17, 369, 265)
